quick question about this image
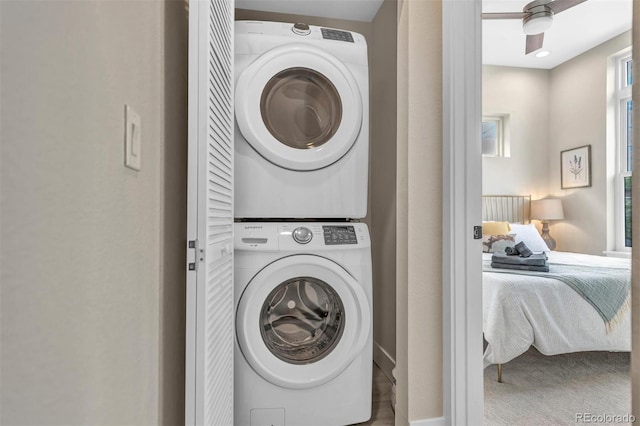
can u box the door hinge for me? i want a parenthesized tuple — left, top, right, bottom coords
(473, 226, 482, 240)
(188, 239, 204, 271)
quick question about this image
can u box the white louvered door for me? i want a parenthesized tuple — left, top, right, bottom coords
(186, 0, 234, 425)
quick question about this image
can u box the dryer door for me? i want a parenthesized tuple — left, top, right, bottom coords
(236, 254, 370, 389)
(235, 44, 363, 171)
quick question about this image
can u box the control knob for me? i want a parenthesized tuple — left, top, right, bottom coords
(292, 23, 311, 36)
(292, 227, 313, 244)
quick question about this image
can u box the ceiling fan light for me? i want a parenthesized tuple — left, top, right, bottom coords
(523, 14, 553, 35)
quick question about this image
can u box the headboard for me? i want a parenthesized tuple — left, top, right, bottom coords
(482, 195, 531, 224)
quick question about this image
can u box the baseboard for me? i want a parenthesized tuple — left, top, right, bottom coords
(373, 340, 396, 381)
(410, 416, 446, 426)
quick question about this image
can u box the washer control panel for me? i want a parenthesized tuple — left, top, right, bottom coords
(322, 225, 358, 245)
(234, 223, 370, 251)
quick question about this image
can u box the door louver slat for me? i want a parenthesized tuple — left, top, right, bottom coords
(186, 0, 234, 425)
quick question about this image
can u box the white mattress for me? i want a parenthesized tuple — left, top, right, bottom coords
(482, 251, 631, 367)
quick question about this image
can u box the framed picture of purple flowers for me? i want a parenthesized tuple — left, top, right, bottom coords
(561, 145, 591, 189)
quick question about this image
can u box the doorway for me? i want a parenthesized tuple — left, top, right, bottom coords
(442, 0, 636, 424)
(481, 1, 633, 423)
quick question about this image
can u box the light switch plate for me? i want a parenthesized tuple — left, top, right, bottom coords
(124, 105, 141, 171)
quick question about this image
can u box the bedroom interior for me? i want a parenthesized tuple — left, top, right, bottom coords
(481, 0, 633, 424)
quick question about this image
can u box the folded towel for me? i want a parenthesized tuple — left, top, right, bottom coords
(514, 241, 533, 257)
(504, 246, 519, 256)
(491, 252, 548, 266)
(491, 262, 550, 272)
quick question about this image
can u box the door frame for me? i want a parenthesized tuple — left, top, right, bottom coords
(442, 0, 484, 424)
(443, 1, 640, 423)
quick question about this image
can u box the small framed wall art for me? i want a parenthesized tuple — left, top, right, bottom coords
(561, 145, 591, 189)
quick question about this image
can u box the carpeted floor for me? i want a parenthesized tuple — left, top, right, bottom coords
(484, 348, 631, 425)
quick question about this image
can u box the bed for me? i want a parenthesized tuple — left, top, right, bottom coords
(482, 195, 631, 380)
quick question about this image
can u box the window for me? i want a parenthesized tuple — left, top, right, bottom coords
(482, 114, 510, 157)
(615, 52, 633, 250)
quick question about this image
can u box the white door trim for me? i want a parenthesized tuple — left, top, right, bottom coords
(442, 0, 484, 424)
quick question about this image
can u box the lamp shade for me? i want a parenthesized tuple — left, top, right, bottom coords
(531, 198, 564, 221)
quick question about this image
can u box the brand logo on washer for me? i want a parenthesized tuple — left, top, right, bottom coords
(243, 225, 263, 230)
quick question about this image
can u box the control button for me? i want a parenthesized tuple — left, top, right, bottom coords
(292, 23, 311, 36)
(320, 28, 354, 43)
(292, 227, 313, 244)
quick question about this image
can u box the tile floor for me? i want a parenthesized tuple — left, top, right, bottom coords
(352, 363, 395, 425)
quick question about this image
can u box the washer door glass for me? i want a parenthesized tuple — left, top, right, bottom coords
(260, 276, 345, 364)
(261, 68, 342, 150)
(235, 255, 370, 389)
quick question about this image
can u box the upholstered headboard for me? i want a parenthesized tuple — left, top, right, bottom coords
(482, 195, 531, 224)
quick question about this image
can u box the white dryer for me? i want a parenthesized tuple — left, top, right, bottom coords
(234, 222, 373, 426)
(234, 21, 369, 219)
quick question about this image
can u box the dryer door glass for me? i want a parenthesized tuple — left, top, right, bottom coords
(260, 276, 345, 364)
(260, 68, 342, 150)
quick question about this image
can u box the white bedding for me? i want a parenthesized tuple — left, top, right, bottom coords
(482, 251, 631, 367)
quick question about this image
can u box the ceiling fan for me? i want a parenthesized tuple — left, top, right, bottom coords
(482, 0, 587, 55)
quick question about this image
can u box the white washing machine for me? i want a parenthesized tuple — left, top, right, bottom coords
(234, 21, 369, 219)
(234, 222, 373, 426)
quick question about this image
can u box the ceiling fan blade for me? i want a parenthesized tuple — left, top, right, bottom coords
(547, 0, 588, 14)
(482, 12, 527, 20)
(525, 33, 545, 55)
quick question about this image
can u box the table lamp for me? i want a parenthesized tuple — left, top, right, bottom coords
(531, 198, 564, 250)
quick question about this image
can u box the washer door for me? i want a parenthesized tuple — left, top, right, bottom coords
(236, 255, 370, 389)
(235, 44, 363, 171)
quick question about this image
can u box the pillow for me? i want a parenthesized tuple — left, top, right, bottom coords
(482, 234, 516, 253)
(482, 221, 511, 236)
(508, 223, 549, 253)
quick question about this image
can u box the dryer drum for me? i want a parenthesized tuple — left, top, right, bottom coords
(260, 67, 342, 150)
(260, 276, 345, 364)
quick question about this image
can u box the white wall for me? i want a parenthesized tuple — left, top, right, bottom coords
(549, 31, 631, 254)
(482, 66, 550, 200)
(0, 1, 188, 423)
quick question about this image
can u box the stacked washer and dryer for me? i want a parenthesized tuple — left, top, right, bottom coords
(233, 21, 373, 426)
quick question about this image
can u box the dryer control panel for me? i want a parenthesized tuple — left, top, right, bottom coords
(320, 28, 354, 43)
(322, 225, 358, 245)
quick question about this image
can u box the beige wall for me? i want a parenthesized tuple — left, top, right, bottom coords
(482, 66, 551, 200)
(0, 1, 187, 424)
(549, 31, 631, 254)
(396, 0, 443, 424)
(369, 0, 398, 378)
(159, 1, 188, 424)
(395, 2, 410, 421)
(483, 31, 632, 255)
